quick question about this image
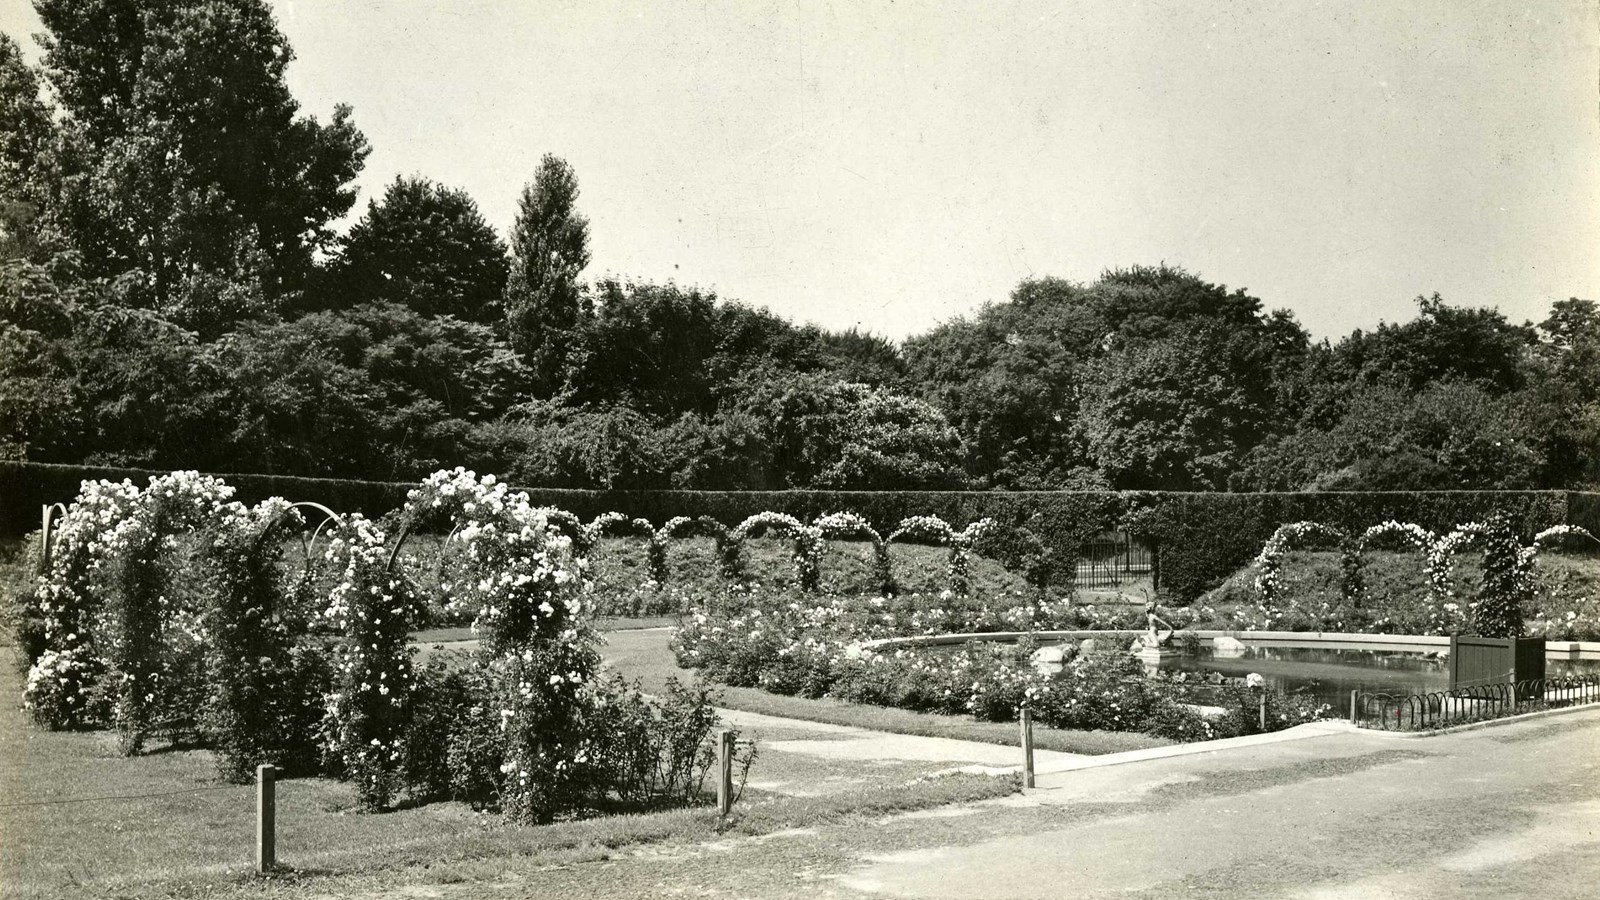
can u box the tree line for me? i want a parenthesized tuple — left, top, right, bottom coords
(3, 1, 1596, 494)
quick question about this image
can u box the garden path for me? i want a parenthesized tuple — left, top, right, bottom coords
(844, 706, 1600, 899)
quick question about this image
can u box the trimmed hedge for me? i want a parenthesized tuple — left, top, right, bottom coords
(1570, 492, 1600, 536)
(6, 461, 1593, 602)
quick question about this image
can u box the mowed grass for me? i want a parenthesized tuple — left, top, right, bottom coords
(0, 643, 1019, 900)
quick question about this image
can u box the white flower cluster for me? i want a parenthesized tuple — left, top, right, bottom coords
(1250, 521, 1349, 620)
(26, 472, 237, 731)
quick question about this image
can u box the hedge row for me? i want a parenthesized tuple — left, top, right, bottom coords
(7, 461, 1596, 602)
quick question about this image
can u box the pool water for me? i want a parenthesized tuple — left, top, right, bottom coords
(1159, 646, 1600, 710)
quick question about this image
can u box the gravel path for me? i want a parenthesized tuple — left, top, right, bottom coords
(288, 705, 1600, 900)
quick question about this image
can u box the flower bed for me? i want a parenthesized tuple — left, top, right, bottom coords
(673, 588, 1329, 743)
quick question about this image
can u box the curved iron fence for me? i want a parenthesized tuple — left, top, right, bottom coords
(1352, 675, 1600, 731)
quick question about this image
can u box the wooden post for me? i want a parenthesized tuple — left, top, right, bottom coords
(1350, 689, 1359, 725)
(39, 505, 53, 575)
(256, 764, 276, 873)
(1020, 708, 1035, 789)
(716, 730, 735, 816)
(1258, 692, 1267, 731)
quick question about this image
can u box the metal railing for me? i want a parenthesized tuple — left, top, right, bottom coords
(1351, 674, 1600, 731)
(1071, 534, 1154, 589)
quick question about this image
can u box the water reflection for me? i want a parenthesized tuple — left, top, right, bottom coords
(1156, 646, 1600, 709)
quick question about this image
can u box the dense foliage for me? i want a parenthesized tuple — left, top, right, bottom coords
(16, 469, 736, 822)
(2, 5, 1595, 501)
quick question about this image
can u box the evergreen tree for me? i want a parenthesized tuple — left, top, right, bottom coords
(504, 154, 590, 392)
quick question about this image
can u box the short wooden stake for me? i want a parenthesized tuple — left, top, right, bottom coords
(716, 730, 735, 816)
(1258, 692, 1267, 731)
(1020, 708, 1035, 789)
(1350, 689, 1359, 725)
(40, 504, 53, 574)
(256, 764, 276, 873)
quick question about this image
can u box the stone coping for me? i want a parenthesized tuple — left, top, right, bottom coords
(859, 629, 1600, 661)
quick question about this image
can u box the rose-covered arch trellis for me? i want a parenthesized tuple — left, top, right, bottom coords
(1341, 521, 1437, 610)
(1425, 521, 1495, 635)
(886, 515, 996, 596)
(1250, 521, 1349, 625)
(340, 468, 594, 818)
(659, 515, 739, 584)
(24, 479, 145, 730)
(37, 501, 68, 574)
(533, 507, 595, 557)
(814, 512, 891, 595)
(586, 512, 665, 585)
(58, 473, 235, 752)
(1532, 525, 1600, 552)
(734, 512, 824, 592)
(204, 497, 336, 782)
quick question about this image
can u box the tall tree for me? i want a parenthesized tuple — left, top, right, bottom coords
(504, 154, 590, 392)
(0, 35, 56, 260)
(32, 0, 369, 319)
(336, 176, 509, 323)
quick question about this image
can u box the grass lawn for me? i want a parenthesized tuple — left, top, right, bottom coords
(0, 640, 1019, 900)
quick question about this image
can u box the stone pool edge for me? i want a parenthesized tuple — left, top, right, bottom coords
(860, 630, 1600, 661)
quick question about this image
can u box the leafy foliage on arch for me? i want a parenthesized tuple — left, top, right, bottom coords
(814, 512, 891, 595)
(734, 512, 822, 591)
(1251, 521, 1349, 620)
(202, 498, 330, 782)
(1342, 521, 1437, 610)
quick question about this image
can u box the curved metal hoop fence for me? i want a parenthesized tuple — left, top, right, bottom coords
(1352, 674, 1600, 731)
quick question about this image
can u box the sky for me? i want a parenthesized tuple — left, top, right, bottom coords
(3, 0, 1597, 342)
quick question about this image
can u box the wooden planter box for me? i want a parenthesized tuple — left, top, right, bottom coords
(1449, 635, 1546, 699)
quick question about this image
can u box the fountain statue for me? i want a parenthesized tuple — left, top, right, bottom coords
(1133, 601, 1183, 666)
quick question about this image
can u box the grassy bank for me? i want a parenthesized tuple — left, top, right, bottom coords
(1196, 548, 1600, 639)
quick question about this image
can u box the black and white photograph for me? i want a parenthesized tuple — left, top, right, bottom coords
(1, 2, 1598, 898)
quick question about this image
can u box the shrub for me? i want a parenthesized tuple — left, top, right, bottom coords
(202, 499, 331, 782)
(321, 513, 420, 809)
(574, 675, 728, 812)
